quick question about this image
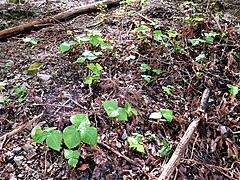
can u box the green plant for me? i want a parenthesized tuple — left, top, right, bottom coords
(140, 63, 151, 72)
(160, 137, 172, 156)
(162, 85, 174, 95)
(15, 86, 27, 103)
(127, 133, 144, 153)
(85, 63, 103, 87)
(22, 37, 38, 45)
(195, 53, 207, 62)
(141, 75, 151, 82)
(32, 114, 98, 167)
(102, 100, 137, 121)
(227, 84, 239, 96)
(149, 109, 173, 122)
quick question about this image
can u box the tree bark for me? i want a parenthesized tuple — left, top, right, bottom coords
(0, 0, 121, 40)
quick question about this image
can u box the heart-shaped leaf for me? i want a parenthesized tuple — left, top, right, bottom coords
(63, 126, 81, 149)
(46, 130, 62, 151)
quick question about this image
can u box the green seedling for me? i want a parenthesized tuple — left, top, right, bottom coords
(127, 133, 144, 153)
(227, 84, 239, 96)
(59, 41, 77, 53)
(15, 86, 27, 103)
(162, 85, 174, 94)
(152, 69, 161, 75)
(149, 109, 173, 122)
(32, 114, 98, 167)
(76, 50, 102, 63)
(22, 37, 38, 45)
(102, 100, 137, 121)
(27, 62, 41, 75)
(204, 31, 219, 43)
(85, 63, 103, 86)
(64, 149, 80, 168)
(140, 63, 151, 72)
(195, 54, 207, 62)
(141, 75, 151, 82)
(160, 137, 172, 156)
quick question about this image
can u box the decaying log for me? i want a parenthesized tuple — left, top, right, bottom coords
(158, 88, 210, 180)
(0, 0, 121, 40)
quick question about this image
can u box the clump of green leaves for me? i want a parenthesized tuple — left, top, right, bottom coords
(76, 50, 103, 63)
(85, 63, 103, 85)
(140, 64, 161, 82)
(162, 85, 174, 95)
(127, 133, 144, 153)
(149, 109, 173, 122)
(160, 137, 172, 156)
(227, 84, 239, 96)
(15, 86, 27, 103)
(22, 37, 38, 45)
(190, 31, 219, 46)
(59, 31, 113, 54)
(102, 100, 137, 121)
(32, 114, 98, 167)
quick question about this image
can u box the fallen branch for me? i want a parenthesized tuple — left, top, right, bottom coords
(0, 112, 43, 149)
(158, 88, 210, 180)
(0, 0, 122, 40)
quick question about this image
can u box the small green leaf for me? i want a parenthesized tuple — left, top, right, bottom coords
(82, 50, 98, 60)
(195, 54, 206, 62)
(63, 126, 81, 149)
(46, 130, 62, 151)
(23, 37, 38, 45)
(160, 109, 173, 122)
(59, 41, 76, 53)
(152, 69, 161, 75)
(70, 114, 90, 128)
(76, 57, 86, 63)
(27, 62, 41, 75)
(127, 134, 144, 153)
(68, 158, 78, 168)
(149, 112, 162, 119)
(117, 108, 128, 121)
(64, 149, 80, 159)
(102, 100, 119, 116)
(140, 64, 151, 72)
(154, 30, 168, 41)
(141, 75, 151, 82)
(32, 129, 48, 143)
(190, 38, 205, 46)
(160, 146, 172, 156)
(79, 126, 97, 145)
(227, 84, 239, 96)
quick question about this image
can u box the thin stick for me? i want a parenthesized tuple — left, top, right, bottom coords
(98, 141, 141, 167)
(0, 112, 44, 148)
(158, 88, 210, 180)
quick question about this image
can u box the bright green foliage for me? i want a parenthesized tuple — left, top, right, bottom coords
(154, 30, 168, 41)
(76, 51, 102, 63)
(162, 85, 174, 94)
(152, 69, 161, 75)
(102, 100, 137, 121)
(140, 63, 151, 72)
(149, 109, 173, 122)
(204, 32, 219, 43)
(22, 37, 38, 45)
(132, 25, 150, 33)
(15, 86, 27, 103)
(32, 114, 97, 168)
(195, 54, 207, 62)
(227, 84, 239, 96)
(190, 38, 206, 46)
(33, 127, 62, 151)
(86, 63, 102, 85)
(160, 137, 172, 156)
(127, 133, 144, 153)
(59, 41, 77, 53)
(141, 75, 151, 82)
(64, 149, 80, 168)
(27, 62, 41, 75)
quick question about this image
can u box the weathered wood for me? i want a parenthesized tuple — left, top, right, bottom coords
(0, 0, 121, 40)
(158, 88, 210, 180)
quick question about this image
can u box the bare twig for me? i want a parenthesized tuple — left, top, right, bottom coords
(98, 141, 141, 167)
(158, 88, 210, 180)
(0, 112, 44, 149)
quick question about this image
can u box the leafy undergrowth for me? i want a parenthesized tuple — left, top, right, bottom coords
(0, 0, 239, 179)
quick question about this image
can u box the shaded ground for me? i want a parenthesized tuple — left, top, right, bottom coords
(0, 0, 239, 179)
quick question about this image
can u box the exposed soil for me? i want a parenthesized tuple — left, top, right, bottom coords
(0, 0, 239, 179)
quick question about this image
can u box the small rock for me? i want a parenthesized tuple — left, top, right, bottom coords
(37, 74, 52, 81)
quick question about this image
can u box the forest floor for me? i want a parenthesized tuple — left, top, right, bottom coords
(0, 0, 239, 179)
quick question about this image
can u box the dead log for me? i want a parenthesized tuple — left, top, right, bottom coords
(0, 0, 121, 40)
(158, 88, 210, 180)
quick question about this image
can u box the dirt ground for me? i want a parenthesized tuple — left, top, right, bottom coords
(0, 0, 239, 179)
